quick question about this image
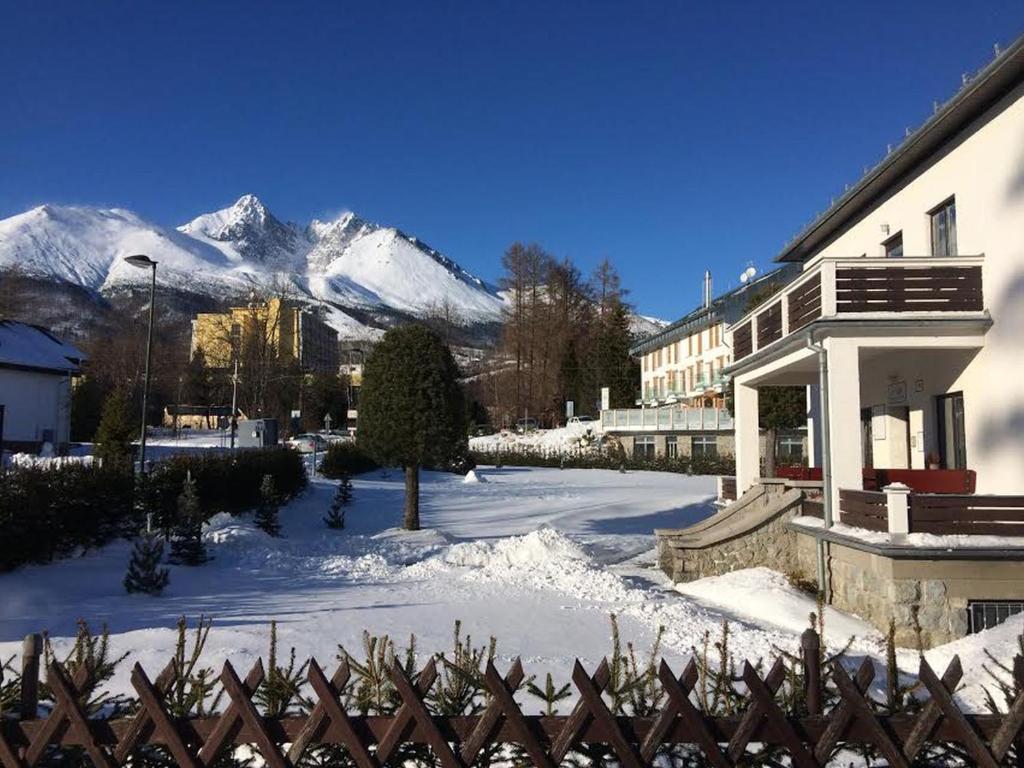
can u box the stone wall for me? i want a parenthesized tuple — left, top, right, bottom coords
(793, 532, 1024, 647)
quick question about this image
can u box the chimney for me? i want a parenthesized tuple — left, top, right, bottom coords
(703, 270, 712, 308)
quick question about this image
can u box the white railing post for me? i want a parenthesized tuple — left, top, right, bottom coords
(820, 260, 838, 317)
(716, 475, 725, 501)
(780, 292, 790, 336)
(750, 314, 759, 354)
(883, 482, 911, 543)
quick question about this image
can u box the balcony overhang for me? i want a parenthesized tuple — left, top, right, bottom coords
(725, 314, 991, 385)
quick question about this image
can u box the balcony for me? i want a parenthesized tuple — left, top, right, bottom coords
(729, 255, 984, 363)
(601, 406, 734, 432)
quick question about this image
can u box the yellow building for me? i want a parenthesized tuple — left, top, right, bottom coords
(191, 298, 339, 374)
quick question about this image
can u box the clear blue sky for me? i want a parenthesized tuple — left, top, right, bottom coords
(3, 2, 1023, 319)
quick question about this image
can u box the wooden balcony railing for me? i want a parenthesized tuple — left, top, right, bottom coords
(730, 256, 985, 362)
(837, 487, 1024, 537)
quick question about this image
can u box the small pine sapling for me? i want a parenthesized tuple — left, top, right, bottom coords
(324, 474, 353, 529)
(123, 533, 170, 595)
(170, 471, 208, 565)
(526, 673, 572, 715)
(254, 621, 310, 716)
(255, 474, 282, 537)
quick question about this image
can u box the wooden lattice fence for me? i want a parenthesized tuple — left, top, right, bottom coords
(2, 630, 1024, 767)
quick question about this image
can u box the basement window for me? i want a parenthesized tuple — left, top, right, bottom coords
(691, 435, 717, 457)
(968, 600, 1024, 633)
(633, 435, 655, 460)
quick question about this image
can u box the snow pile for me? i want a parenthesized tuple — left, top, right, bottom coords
(463, 469, 487, 484)
(7, 453, 94, 469)
(470, 424, 603, 454)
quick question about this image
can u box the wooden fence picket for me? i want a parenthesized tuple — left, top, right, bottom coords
(2, 630, 1024, 768)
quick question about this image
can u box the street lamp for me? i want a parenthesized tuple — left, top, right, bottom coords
(124, 254, 158, 473)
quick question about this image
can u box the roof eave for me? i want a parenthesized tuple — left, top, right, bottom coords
(776, 34, 1024, 264)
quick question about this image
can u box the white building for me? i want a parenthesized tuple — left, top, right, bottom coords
(0, 321, 84, 453)
(604, 266, 802, 459)
(726, 35, 1024, 511)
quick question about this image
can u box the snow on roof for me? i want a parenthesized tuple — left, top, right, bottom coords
(0, 320, 85, 373)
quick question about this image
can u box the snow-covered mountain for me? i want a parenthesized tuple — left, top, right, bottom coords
(0, 195, 505, 338)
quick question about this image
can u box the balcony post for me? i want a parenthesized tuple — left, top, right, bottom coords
(883, 482, 912, 543)
(750, 314, 759, 354)
(780, 291, 790, 336)
(734, 378, 760, 494)
(820, 260, 838, 316)
(823, 337, 862, 515)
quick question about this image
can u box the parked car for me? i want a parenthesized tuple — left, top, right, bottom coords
(515, 418, 539, 434)
(287, 433, 330, 453)
(567, 415, 597, 427)
(321, 429, 353, 444)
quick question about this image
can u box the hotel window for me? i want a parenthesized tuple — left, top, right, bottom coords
(687, 335, 692, 356)
(666, 435, 678, 459)
(696, 332, 703, 354)
(691, 435, 717, 457)
(634, 435, 656, 460)
(779, 434, 804, 462)
(883, 231, 903, 258)
(930, 197, 957, 257)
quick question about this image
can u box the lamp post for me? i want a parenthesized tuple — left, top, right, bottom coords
(124, 254, 158, 474)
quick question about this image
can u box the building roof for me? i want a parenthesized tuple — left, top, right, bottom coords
(0, 320, 85, 374)
(630, 265, 799, 356)
(776, 33, 1024, 264)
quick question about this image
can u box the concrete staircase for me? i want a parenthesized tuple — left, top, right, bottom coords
(655, 481, 807, 582)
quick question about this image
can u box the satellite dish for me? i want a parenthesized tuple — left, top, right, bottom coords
(744, 266, 758, 280)
(739, 272, 749, 284)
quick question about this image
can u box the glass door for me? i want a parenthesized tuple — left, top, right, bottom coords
(936, 392, 967, 469)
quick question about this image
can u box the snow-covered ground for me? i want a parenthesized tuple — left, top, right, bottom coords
(0, 466, 1019, 709)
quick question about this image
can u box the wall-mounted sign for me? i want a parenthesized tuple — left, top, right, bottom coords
(887, 380, 907, 406)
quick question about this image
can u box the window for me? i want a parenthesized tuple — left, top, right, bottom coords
(969, 600, 1024, 633)
(930, 197, 957, 257)
(883, 231, 903, 258)
(633, 435, 656, 460)
(691, 435, 717, 457)
(937, 392, 966, 469)
(779, 434, 804, 462)
(666, 436, 678, 459)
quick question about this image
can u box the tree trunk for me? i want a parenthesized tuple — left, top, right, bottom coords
(403, 464, 420, 531)
(764, 426, 778, 479)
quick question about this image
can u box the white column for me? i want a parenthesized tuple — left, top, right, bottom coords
(734, 379, 760, 494)
(824, 338, 862, 514)
(807, 384, 822, 469)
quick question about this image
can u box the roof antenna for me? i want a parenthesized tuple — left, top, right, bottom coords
(933, 100, 940, 114)
(994, 42, 1002, 57)
(962, 72, 970, 86)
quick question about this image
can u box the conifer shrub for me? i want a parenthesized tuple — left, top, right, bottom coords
(93, 389, 136, 467)
(123, 533, 170, 595)
(255, 474, 282, 537)
(324, 474, 353, 529)
(169, 472, 208, 566)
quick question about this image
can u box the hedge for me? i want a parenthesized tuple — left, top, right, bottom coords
(317, 442, 379, 479)
(148, 448, 307, 526)
(0, 448, 307, 573)
(0, 463, 134, 572)
(469, 447, 735, 476)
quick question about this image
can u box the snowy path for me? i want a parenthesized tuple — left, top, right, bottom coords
(1, 467, 1020, 708)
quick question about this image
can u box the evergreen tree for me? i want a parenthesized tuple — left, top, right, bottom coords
(170, 471, 208, 565)
(324, 474, 353, 529)
(94, 389, 136, 467)
(123, 533, 170, 595)
(359, 326, 466, 531)
(255, 474, 282, 537)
